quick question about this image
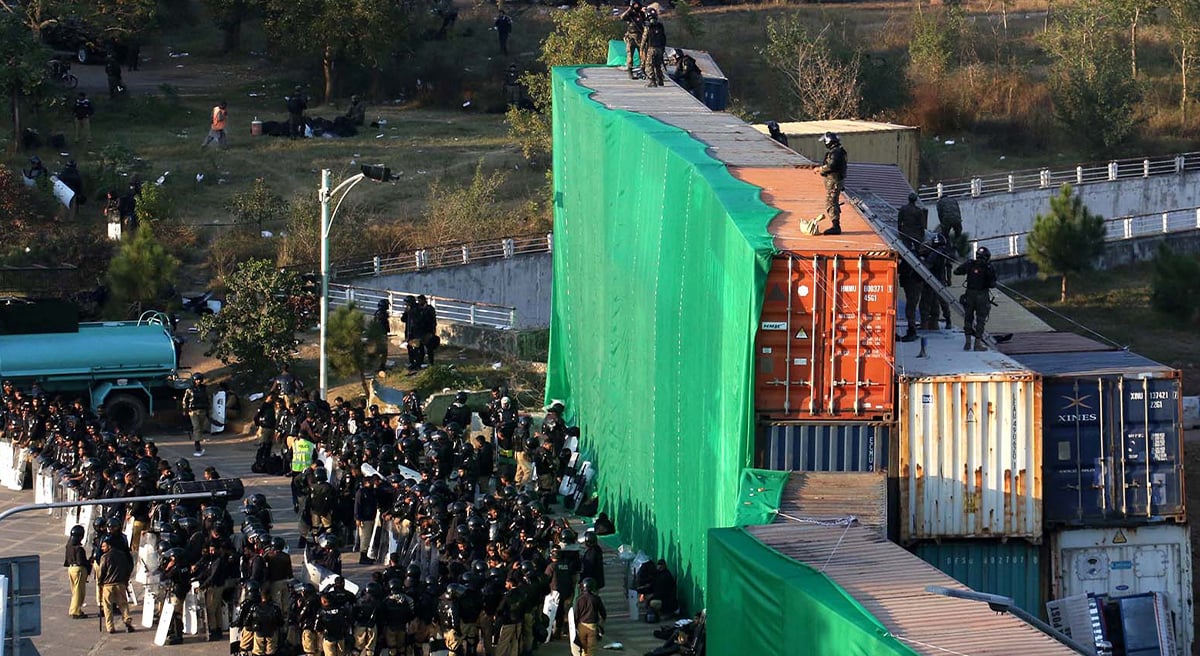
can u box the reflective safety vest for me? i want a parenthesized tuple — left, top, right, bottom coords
(291, 438, 314, 472)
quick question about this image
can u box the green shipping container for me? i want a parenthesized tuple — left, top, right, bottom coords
(911, 540, 1047, 618)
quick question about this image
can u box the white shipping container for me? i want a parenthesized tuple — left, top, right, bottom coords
(1051, 525, 1193, 656)
(897, 331, 1043, 542)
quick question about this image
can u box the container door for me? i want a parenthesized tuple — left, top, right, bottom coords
(755, 255, 821, 416)
(1044, 376, 1184, 524)
(1052, 526, 1192, 656)
(754, 254, 895, 420)
(823, 254, 896, 419)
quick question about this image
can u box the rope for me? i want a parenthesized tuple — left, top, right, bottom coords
(771, 513, 857, 572)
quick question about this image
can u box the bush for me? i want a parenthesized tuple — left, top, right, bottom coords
(209, 231, 278, 286)
(1151, 245, 1200, 324)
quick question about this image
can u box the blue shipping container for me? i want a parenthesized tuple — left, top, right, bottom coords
(702, 78, 728, 111)
(1011, 351, 1185, 525)
(911, 540, 1045, 618)
(763, 422, 890, 472)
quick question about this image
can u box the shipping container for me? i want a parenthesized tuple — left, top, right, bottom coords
(773, 471, 889, 536)
(760, 421, 891, 472)
(754, 119, 921, 188)
(911, 540, 1046, 617)
(1010, 350, 1185, 525)
(742, 166, 898, 422)
(997, 331, 1115, 356)
(897, 330, 1043, 542)
(1050, 525, 1193, 656)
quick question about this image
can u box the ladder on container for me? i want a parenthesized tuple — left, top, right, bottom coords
(850, 192, 996, 348)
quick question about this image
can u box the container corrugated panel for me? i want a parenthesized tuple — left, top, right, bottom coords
(762, 422, 890, 472)
(1051, 525, 1193, 656)
(773, 471, 888, 536)
(996, 331, 1115, 356)
(749, 523, 1078, 656)
(844, 162, 916, 211)
(897, 331, 1042, 542)
(1011, 350, 1186, 525)
(911, 540, 1046, 618)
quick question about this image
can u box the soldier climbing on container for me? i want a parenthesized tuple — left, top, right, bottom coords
(818, 132, 847, 235)
(897, 192, 926, 252)
(766, 121, 788, 147)
(671, 49, 703, 99)
(920, 232, 953, 330)
(936, 196, 963, 241)
(954, 246, 997, 351)
(898, 260, 923, 343)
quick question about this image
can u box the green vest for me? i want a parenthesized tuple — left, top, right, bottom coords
(291, 439, 314, 472)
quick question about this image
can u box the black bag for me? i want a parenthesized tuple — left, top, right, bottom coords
(170, 477, 245, 502)
(267, 454, 285, 476)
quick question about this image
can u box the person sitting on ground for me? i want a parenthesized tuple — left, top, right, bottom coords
(345, 95, 366, 126)
(647, 559, 678, 618)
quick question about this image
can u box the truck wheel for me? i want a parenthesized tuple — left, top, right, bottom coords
(106, 393, 147, 432)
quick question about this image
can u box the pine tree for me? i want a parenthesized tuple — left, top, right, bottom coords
(1026, 184, 1107, 302)
(105, 224, 180, 317)
(327, 303, 387, 398)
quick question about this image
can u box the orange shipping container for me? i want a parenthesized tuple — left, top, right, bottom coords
(730, 167, 898, 421)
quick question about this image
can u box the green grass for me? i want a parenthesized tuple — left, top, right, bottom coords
(1009, 262, 1200, 394)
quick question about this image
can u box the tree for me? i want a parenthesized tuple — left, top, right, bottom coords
(196, 259, 305, 380)
(262, 0, 411, 103)
(326, 303, 386, 397)
(105, 223, 179, 316)
(1049, 51, 1141, 154)
(1165, 0, 1200, 122)
(908, 5, 970, 81)
(203, 0, 259, 53)
(0, 12, 50, 153)
(230, 177, 288, 233)
(762, 16, 863, 120)
(1151, 244, 1200, 323)
(507, 5, 619, 161)
(1103, 0, 1156, 78)
(1026, 185, 1107, 302)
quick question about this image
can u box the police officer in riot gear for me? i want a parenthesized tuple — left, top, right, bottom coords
(954, 246, 997, 351)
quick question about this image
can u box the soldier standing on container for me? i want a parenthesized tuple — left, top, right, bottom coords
(818, 132, 847, 235)
(642, 9, 667, 88)
(898, 261, 922, 343)
(621, 1, 646, 79)
(954, 246, 997, 351)
(921, 233, 953, 329)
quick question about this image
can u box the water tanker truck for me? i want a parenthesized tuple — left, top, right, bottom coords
(0, 311, 186, 431)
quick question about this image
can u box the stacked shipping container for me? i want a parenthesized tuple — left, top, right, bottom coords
(1006, 345, 1191, 656)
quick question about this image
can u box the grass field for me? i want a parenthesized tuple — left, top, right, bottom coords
(1009, 261, 1200, 394)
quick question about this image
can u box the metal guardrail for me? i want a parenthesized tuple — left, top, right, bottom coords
(973, 206, 1200, 260)
(327, 283, 517, 330)
(919, 152, 1200, 202)
(334, 233, 553, 279)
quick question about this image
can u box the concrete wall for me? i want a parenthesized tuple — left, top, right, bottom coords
(929, 170, 1200, 240)
(991, 228, 1200, 281)
(350, 253, 553, 328)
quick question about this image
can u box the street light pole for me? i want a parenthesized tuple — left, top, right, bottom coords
(317, 168, 369, 400)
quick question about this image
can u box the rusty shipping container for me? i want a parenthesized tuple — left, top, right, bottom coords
(744, 166, 898, 421)
(897, 331, 1043, 542)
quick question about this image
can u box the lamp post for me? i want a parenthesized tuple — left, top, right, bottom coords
(318, 165, 390, 400)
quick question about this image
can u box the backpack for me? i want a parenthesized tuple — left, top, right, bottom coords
(309, 482, 333, 514)
(251, 443, 271, 474)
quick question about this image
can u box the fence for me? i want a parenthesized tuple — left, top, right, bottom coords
(334, 233, 554, 280)
(327, 283, 517, 330)
(919, 152, 1200, 202)
(973, 205, 1200, 260)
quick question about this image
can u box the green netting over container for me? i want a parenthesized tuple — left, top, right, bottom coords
(546, 66, 778, 611)
(708, 527, 922, 656)
(734, 468, 792, 527)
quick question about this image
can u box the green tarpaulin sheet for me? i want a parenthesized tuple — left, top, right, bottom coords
(708, 527, 922, 656)
(606, 38, 641, 67)
(734, 468, 791, 527)
(547, 65, 777, 611)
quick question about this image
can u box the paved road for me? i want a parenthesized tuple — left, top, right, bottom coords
(0, 427, 665, 655)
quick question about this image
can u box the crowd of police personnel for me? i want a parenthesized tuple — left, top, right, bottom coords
(0, 373, 616, 656)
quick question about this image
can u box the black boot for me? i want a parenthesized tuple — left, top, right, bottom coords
(823, 222, 842, 235)
(900, 331, 919, 343)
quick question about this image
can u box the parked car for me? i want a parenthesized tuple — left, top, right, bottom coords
(40, 18, 108, 64)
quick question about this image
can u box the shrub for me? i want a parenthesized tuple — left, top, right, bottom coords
(1151, 244, 1200, 324)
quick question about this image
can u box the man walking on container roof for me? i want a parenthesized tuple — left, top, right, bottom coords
(642, 9, 667, 88)
(954, 246, 997, 352)
(818, 132, 847, 235)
